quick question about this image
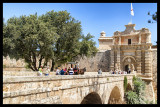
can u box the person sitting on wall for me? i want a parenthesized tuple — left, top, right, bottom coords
(45, 66, 50, 76)
(64, 68, 68, 75)
(73, 65, 78, 75)
(110, 70, 113, 74)
(60, 69, 65, 75)
(112, 71, 115, 74)
(118, 70, 120, 74)
(115, 70, 118, 74)
(69, 68, 74, 75)
(56, 67, 60, 75)
(38, 66, 43, 76)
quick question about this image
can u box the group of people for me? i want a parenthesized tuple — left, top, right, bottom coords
(56, 66, 86, 75)
(109, 69, 131, 74)
(37, 65, 86, 76)
(37, 66, 50, 76)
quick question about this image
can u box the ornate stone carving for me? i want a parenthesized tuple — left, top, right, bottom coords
(114, 31, 121, 35)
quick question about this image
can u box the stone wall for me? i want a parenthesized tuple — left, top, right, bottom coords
(3, 74, 134, 104)
(151, 49, 157, 100)
(75, 51, 111, 72)
(3, 56, 28, 71)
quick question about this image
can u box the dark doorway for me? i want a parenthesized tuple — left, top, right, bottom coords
(128, 39, 131, 45)
(125, 65, 129, 71)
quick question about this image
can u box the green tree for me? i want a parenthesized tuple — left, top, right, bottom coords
(3, 14, 59, 71)
(39, 10, 98, 71)
(79, 33, 98, 59)
(39, 10, 83, 71)
(3, 10, 98, 71)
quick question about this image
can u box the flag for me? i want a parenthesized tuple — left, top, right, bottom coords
(131, 3, 134, 16)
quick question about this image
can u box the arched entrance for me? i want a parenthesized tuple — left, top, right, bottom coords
(81, 92, 102, 104)
(122, 56, 136, 72)
(108, 86, 122, 104)
(125, 65, 129, 71)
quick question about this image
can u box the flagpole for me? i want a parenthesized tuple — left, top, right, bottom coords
(131, 15, 132, 24)
(131, 2, 132, 24)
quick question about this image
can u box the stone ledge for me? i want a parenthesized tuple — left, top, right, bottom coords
(3, 74, 135, 83)
(3, 87, 52, 98)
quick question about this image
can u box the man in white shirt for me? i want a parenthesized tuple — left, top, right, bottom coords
(69, 68, 74, 75)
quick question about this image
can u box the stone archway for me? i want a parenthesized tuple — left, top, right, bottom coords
(122, 56, 136, 72)
(108, 86, 122, 104)
(80, 92, 102, 104)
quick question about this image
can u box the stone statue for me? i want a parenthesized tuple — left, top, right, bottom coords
(131, 64, 135, 72)
(118, 63, 121, 71)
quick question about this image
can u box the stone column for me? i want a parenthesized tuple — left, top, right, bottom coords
(113, 37, 115, 45)
(116, 46, 121, 70)
(138, 33, 141, 44)
(119, 36, 121, 45)
(110, 47, 115, 71)
(146, 33, 151, 43)
(136, 50, 142, 74)
(144, 49, 152, 77)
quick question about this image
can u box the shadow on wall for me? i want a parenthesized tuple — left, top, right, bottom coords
(97, 50, 111, 72)
(81, 92, 102, 104)
(126, 83, 132, 92)
(108, 86, 122, 104)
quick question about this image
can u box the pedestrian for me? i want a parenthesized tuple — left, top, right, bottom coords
(98, 69, 102, 74)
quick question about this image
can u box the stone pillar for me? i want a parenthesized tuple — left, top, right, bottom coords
(146, 33, 151, 43)
(144, 50, 152, 77)
(119, 36, 121, 45)
(116, 46, 121, 70)
(138, 33, 141, 44)
(136, 50, 142, 74)
(113, 37, 115, 45)
(110, 48, 115, 71)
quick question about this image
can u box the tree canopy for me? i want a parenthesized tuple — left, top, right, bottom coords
(3, 10, 98, 71)
(148, 11, 157, 23)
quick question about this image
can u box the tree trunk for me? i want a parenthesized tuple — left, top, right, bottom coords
(38, 55, 44, 69)
(32, 51, 38, 71)
(51, 59, 55, 71)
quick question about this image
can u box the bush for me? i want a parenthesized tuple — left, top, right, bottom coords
(133, 77, 146, 96)
(125, 91, 139, 104)
(125, 76, 147, 104)
(132, 75, 136, 82)
(124, 76, 128, 92)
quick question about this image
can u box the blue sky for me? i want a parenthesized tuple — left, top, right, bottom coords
(3, 3, 157, 47)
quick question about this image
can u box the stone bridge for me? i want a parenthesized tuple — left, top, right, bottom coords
(3, 74, 134, 104)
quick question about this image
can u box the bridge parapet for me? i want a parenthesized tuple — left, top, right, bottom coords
(3, 74, 134, 104)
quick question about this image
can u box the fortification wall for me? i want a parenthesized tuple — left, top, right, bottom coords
(75, 51, 111, 72)
(151, 49, 157, 100)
